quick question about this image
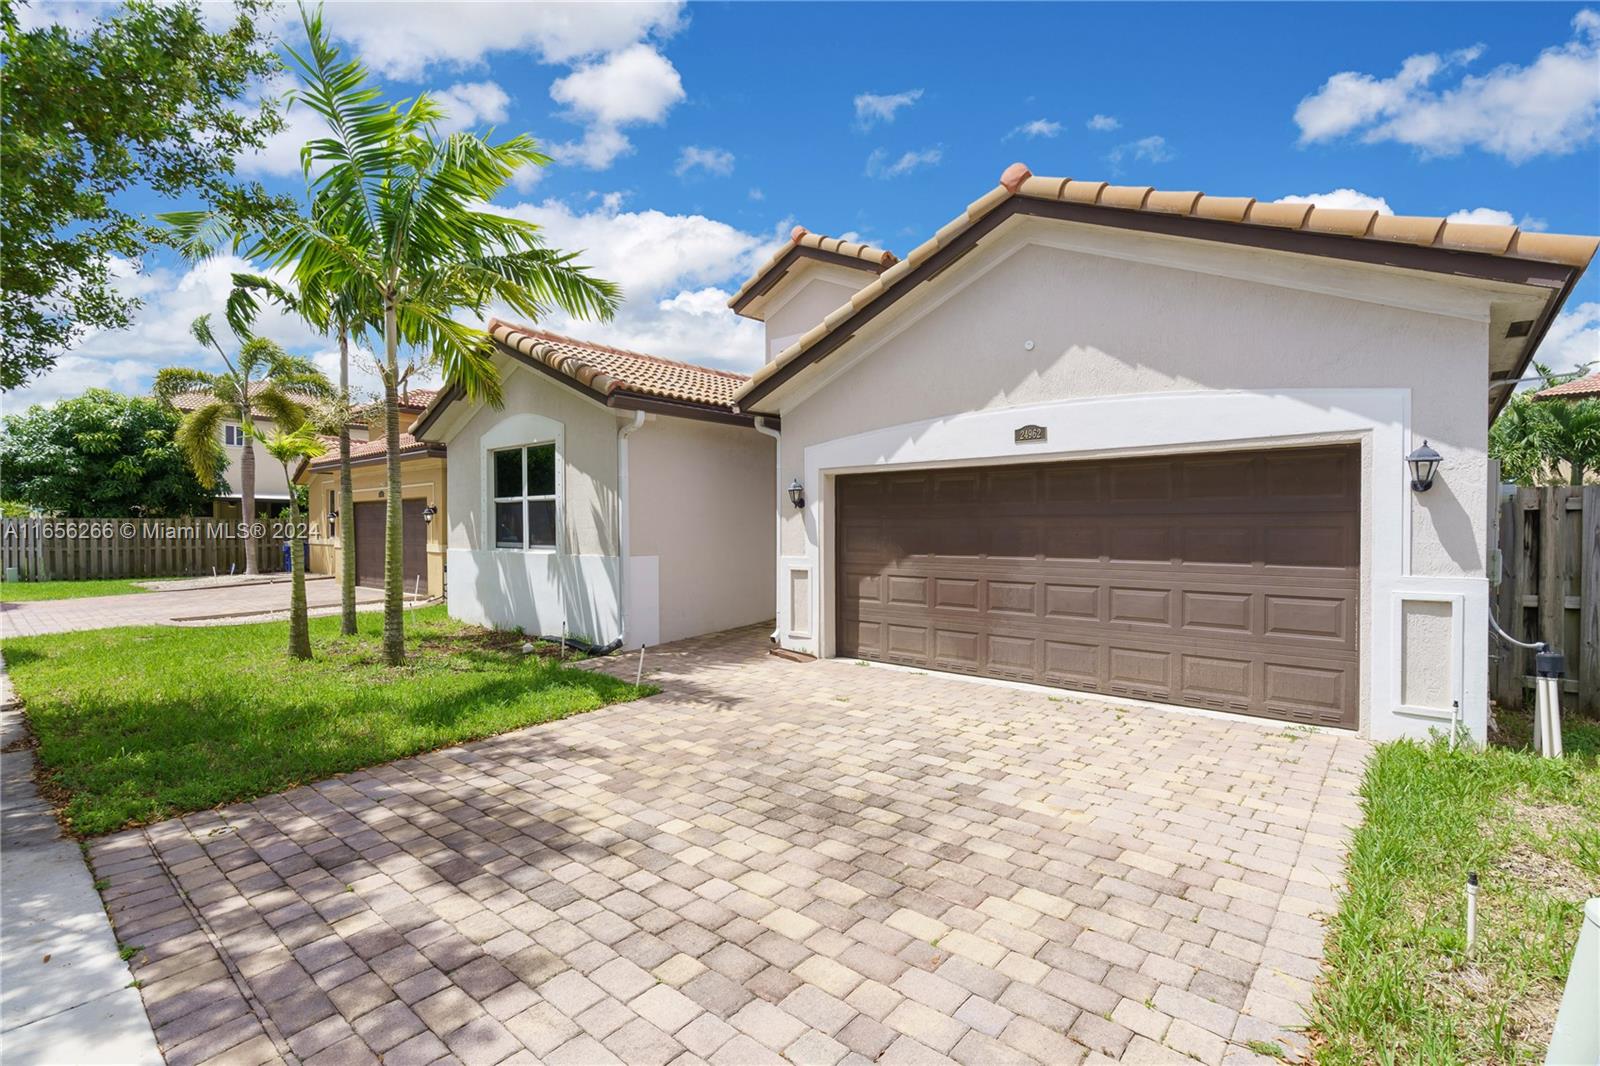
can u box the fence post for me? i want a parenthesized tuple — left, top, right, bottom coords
(1582, 486, 1599, 716)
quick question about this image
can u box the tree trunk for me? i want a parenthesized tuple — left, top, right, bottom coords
(240, 430, 258, 574)
(1573, 460, 1587, 487)
(381, 298, 405, 665)
(286, 465, 312, 660)
(338, 325, 357, 635)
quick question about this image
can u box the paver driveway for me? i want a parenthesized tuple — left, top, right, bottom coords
(89, 627, 1369, 1066)
(0, 579, 384, 637)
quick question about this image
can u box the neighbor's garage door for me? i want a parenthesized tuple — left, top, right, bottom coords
(354, 499, 428, 592)
(836, 445, 1359, 728)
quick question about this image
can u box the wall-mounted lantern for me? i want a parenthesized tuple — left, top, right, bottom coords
(422, 504, 438, 524)
(787, 478, 805, 510)
(1407, 441, 1442, 493)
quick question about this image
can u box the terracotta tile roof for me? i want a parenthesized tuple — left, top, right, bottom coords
(1535, 372, 1600, 400)
(304, 431, 439, 471)
(728, 226, 899, 310)
(488, 319, 748, 408)
(396, 388, 439, 410)
(165, 390, 324, 414)
(734, 163, 1599, 407)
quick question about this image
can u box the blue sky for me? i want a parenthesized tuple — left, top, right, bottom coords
(11, 1, 1600, 407)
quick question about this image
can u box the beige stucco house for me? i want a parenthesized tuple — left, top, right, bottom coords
(418, 163, 1596, 742)
(297, 390, 448, 597)
(168, 391, 336, 520)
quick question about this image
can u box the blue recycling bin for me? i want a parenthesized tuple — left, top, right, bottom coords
(281, 541, 309, 572)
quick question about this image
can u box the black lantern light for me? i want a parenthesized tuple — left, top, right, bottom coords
(1407, 440, 1442, 492)
(327, 508, 339, 521)
(422, 504, 438, 523)
(787, 478, 805, 509)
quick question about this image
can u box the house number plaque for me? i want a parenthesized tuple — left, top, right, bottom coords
(1014, 424, 1047, 443)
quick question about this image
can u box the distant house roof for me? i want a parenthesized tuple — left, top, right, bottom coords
(733, 163, 1599, 414)
(729, 227, 899, 315)
(1535, 372, 1600, 400)
(412, 320, 757, 437)
(297, 431, 444, 478)
(165, 390, 325, 415)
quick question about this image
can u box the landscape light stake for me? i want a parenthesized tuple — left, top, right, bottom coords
(1466, 872, 1478, 955)
(1534, 650, 1566, 758)
(636, 644, 646, 688)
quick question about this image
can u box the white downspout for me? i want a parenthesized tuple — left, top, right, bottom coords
(754, 415, 782, 644)
(617, 410, 647, 645)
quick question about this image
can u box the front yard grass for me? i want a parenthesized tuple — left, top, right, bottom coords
(0, 577, 149, 601)
(4, 605, 654, 835)
(1310, 713, 1599, 1064)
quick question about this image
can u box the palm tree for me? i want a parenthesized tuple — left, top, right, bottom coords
(260, 424, 327, 658)
(1537, 397, 1600, 485)
(156, 315, 333, 573)
(229, 268, 372, 635)
(247, 3, 619, 665)
(1491, 361, 1600, 486)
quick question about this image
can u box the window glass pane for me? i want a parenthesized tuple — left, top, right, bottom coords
(526, 443, 556, 497)
(493, 448, 522, 498)
(494, 501, 523, 548)
(527, 499, 556, 548)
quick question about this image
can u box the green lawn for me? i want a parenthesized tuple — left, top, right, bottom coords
(4, 605, 653, 835)
(1311, 712, 1600, 1064)
(0, 578, 149, 602)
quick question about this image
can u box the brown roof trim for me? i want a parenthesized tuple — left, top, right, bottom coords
(306, 444, 446, 473)
(608, 391, 761, 427)
(736, 193, 1583, 414)
(410, 384, 464, 438)
(728, 245, 897, 316)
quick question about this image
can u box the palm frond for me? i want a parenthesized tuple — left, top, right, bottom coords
(176, 401, 230, 489)
(152, 367, 219, 406)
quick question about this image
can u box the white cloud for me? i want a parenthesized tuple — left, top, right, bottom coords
(483, 196, 776, 371)
(6, 255, 326, 408)
(1087, 114, 1121, 132)
(1445, 206, 1516, 227)
(865, 146, 943, 179)
(433, 81, 512, 133)
(854, 89, 923, 128)
(546, 43, 685, 170)
(325, 1, 685, 80)
(1106, 135, 1174, 170)
(1275, 188, 1395, 214)
(748, 187, 765, 201)
(1006, 119, 1062, 140)
(1538, 302, 1600, 378)
(675, 146, 735, 178)
(1295, 12, 1600, 161)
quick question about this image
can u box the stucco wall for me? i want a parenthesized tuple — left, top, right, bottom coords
(302, 453, 447, 596)
(445, 365, 622, 558)
(776, 233, 1489, 575)
(627, 417, 775, 643)
(763, 266, 874, 361)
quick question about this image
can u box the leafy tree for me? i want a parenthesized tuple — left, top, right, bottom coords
(0, 0, 283, 389)
(173, 3, 620, 665)
(0, 389, 219, 516)
(259, 423, 326, 659)
(1491, 362, 1600, 486)
(157, 315, 332, 572)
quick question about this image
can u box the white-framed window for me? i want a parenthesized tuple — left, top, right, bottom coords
(492, 442, 557, 549)
(223, 424, 246, 447)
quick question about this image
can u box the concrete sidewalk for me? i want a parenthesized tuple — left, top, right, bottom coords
(0, 664, 161, 1065)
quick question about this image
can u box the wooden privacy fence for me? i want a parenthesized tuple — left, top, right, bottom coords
(1491, 485, 1600, 715)
(1, 518, 281, 581)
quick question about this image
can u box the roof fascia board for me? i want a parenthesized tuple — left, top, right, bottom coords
(730, 245, 890, 317)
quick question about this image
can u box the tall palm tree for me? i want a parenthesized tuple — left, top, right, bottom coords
(248, 3, 619, 665)
(260, 424, 327, 658)
(156, 315, 333, 573)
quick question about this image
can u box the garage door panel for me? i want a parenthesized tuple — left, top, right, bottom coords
(835, 445, 1359, 728)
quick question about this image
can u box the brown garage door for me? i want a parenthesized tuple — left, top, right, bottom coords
(354, 499, 428, 592)
(836, 445, 1359, 727)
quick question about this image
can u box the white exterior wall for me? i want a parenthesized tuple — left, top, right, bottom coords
(625, 418, 775, 645)
(762, 265, 877, 362)
(441, 363, 625, 644)
(766, 218, 1502, 743)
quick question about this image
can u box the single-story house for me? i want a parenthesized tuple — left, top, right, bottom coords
(296, 389, 447, 597)
(418, 163, 1596, 742)
(411, 330, 774, 646)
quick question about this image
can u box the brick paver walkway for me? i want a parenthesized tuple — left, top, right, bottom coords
(89, 627, 1369, 1066)
(0, 579, 384, 637)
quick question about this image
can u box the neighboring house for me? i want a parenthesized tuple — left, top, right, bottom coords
(1535, 371, 1600, 400)
(421, 163, 1597, 743)
(169, 390, 351, 519)
(411, 329, 774, 647)
(296, 389, 446, 597)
